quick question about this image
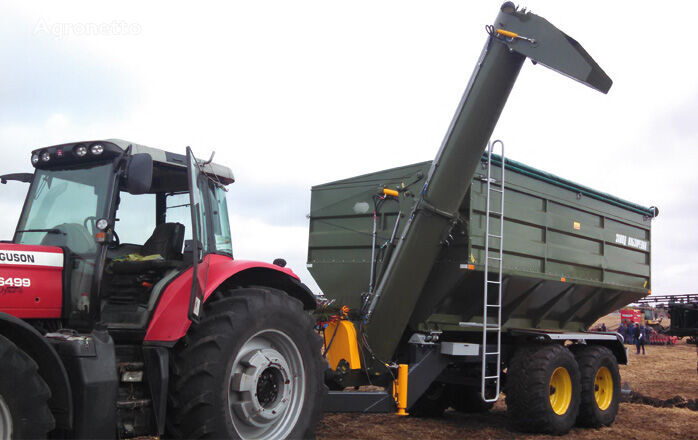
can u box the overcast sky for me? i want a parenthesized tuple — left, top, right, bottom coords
(0, 1, 695, 296)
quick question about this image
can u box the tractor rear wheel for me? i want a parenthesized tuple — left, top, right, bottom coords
(572, 345, 620, 427)
(0, 334, 55, 439)
(506, 344, 580, 435)
(450, 385, 494, 413)
(167, 287, 326, 440)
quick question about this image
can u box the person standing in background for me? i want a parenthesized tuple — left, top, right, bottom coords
(627, 322, 634, 345)
(635, 324, 646, 355)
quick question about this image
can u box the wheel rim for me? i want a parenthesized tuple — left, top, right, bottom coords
(227, 329, 306, 439)
(549, 366, 572, 415)
(0, 394, 13, 440)
(594, 366, 613, 411)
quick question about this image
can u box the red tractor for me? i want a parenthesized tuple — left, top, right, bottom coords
(0, 140, 325, 439)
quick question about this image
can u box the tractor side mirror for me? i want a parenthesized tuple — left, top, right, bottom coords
(125, 153, 153, 194)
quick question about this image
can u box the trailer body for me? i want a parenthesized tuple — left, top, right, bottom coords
(309, 156, 654, 335)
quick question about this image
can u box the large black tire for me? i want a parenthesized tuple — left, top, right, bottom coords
(450, 385, 494, 413)
(409, 382, 449, 417)
(572, 345, 620, 427)
(167, 287, 327, 439)
(0, 334, 55, 439)
(505, 344, 581, 435)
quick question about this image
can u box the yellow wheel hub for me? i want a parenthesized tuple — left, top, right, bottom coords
(549, 367, 572, 415)
(594, 366, 613, 411)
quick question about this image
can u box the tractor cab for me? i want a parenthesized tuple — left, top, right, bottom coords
(11, 139, 234, 334)
(0, 138, 319, 439)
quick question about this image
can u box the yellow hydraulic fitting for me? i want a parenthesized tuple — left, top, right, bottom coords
(382, 188, 399, 198)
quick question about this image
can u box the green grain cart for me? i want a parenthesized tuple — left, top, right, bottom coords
(309, 3, 657, 435)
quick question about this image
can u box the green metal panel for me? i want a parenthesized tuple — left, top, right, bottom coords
(308, 155, 654, 337)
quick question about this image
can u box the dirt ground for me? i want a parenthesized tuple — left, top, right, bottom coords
(317, 344, 698, 440)
(620, 342, 697, 399)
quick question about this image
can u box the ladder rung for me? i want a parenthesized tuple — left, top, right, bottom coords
(487, 234, 502, 239)
(484, 304, 501, 308)
(484, 375, 499, 380)
(485, 352, 500, 356)
(488, 211, 503, 216)
(459, 322, 499, 328)
(490, 188, 503, 193)
(487, 256, 501, 260)
(487, 280, 501, 284)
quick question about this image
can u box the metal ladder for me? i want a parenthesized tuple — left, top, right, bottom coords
(480, 139, 505, 403)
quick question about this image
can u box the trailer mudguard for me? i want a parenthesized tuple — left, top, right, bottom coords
(0, 312, 73, 429)
(509, 329, 628, 364)
(144, 254, 316, 342)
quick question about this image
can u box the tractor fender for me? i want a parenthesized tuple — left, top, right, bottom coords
(0, 311, 73, 429)
(144, 254, 317, 342)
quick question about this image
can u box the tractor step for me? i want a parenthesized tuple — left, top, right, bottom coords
(116, 398, 152, 410)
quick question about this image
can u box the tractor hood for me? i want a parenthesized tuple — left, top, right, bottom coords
(0, 243, 64, 319)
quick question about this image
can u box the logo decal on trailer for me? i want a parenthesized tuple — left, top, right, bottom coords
(614, 234, 649, 251)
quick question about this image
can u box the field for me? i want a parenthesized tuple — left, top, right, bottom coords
(317, 343, 698, 440)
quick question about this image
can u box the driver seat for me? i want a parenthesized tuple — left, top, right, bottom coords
(142, 222, 185, 261)
(109, 222, 185, 274)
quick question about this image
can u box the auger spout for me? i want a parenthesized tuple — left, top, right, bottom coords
(363, 2, 612, 360)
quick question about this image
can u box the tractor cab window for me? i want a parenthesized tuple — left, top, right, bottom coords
(113, 192, 156, 246)
(15, 163, 113, 322)
(210, 185, 232, 255)
(101, 190, 189, 329)
(164, 192, 193, 249)
(15, 165, 111, 254)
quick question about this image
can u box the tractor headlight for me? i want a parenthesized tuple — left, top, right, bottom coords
(31, 154, 39, 165)
(74, 145, 88, 157)
(96, 218, 109, 230)
(91, 144, 104, 155)
(41, 151, 51, 162)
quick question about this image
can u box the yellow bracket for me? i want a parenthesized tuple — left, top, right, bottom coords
(324, 320, 362, 370)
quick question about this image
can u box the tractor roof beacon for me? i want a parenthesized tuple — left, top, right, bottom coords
(0, 139, 326, 439)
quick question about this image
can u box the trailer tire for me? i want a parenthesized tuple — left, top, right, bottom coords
(0, 334, 55, 439)
(506, 344, 580, 435)
(167, 287, 327, 440)
(450, 385, 494, 413)
(409, 382, 449, 417)
(572, 345, 620, 427)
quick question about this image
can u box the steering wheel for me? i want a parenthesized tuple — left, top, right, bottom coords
(83, 216, 98, 232)
(109, 230, 121, 249)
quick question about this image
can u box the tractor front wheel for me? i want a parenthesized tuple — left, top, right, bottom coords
(0, 334, 55, 439)
(167, 287, 326, 439)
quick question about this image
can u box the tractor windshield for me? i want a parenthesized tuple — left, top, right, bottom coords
(15, 163, 114, 322)
(15, 163, 112, 251)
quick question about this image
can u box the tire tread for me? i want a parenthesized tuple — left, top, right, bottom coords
(167, 287, 327, 439)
